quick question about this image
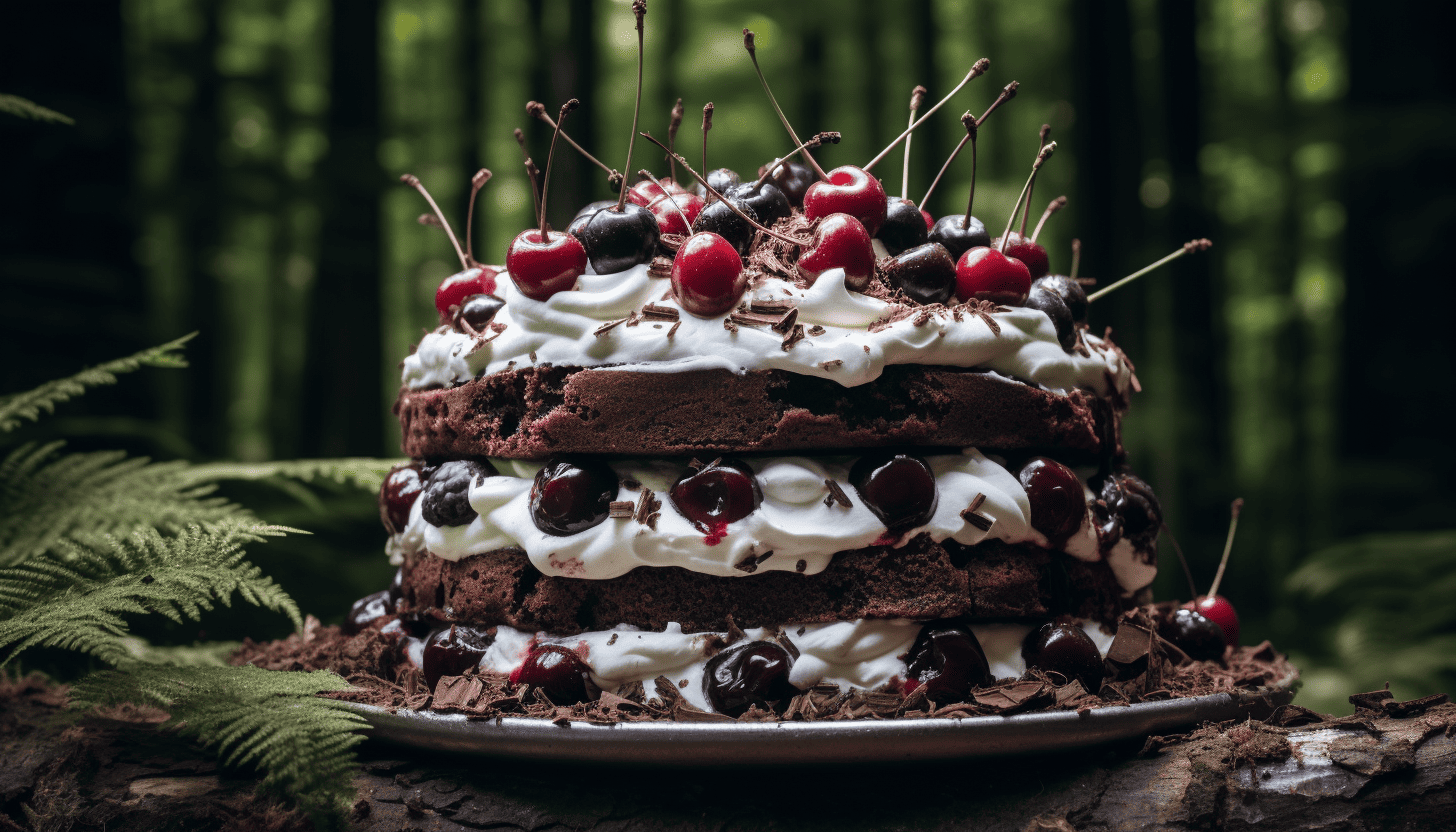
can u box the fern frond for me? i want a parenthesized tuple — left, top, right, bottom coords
(0, 523, 301, 665)
(71, 664, 367, 826)
(0, 333, 194, 432)
(185, 457, 402, 493)
(0, 94, 75, 124)
(119, 636, 241, 666)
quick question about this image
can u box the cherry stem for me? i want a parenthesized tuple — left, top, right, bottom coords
(616, 0, 648, 212)
(514, 128, 543, 228)
(902, 85, 926, 200)
(864, 58, 990, 172)
(400, 174, 468, 270)
(1161, 522, 1202, 600)
(1000, 141, 1056, 253)
(527, 102, 619, 180)
(640, 131, 808, 246)
(755, 132, 842, 188)
(1206, 497, 1243, 600)
(702, 102, 714, 179)
(539, 99, 579, 237)
(1070, 238, 1082, 280)
(1086, 238, 1212, 302)
(417, 213, 443, 228)
(638, 168, 690, 228)
(920, 80, 1017, 209)
(744, 29, 829, 180)
(1022, 124, 1051, 238)
(668, 98, 684, 183)
(1029, 195, 1066, 243)
(465, 168, 491, 265)
(961, 118, 978, 230)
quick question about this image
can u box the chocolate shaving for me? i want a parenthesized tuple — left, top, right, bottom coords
(728, 311, 781, 328)
(667, 320, 681, 339)
(623, 310, 645, 327)
(648, 256, 673, 279)
(594, 318, 628, 337)
(641, 303, 680, 321)
(750, 299, 794, 314)
(961, 510, 993, 532)
(773, 629, 801, 660)
(781, 323, 806, 351)
(633, 489, 661, 528)
(807, 324, 826, 336)
(608, 501, 635, 519)
(722, 317, 738, 333)
(823, 479, 852, 508)
(771, 307, 799, 334)
(961, 299, 1004, 335)
(967, 492, 986, 513)
(912, 309, 934, 326)
(658, 233, 685, 254)
(819, 359, 843, 370)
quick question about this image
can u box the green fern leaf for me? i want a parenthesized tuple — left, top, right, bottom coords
(70, 664, 367, 826)
(119, 636, 241, 666)
(0, 333, 194, 432)
(0, 441, 256, 567)
(0, 94, 75, 124)
(185, 457, 403, 493)
(0, 523, 301, 665)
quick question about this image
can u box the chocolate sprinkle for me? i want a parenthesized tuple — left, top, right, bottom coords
(819, 359, 843, 370)
(641, 303, 680, 321)
(781, 323, 806, 351)
(608, 501, 635, 519)
(750, 299, 794, 314)
(667, 320, 681, 338)
(771, 307, 799, 334)
(794, 559, 807, 573)
(807, 324, 826, 336)
(728, 311, 781, 328)
(823, 479, 852, 508)
(967, 492, 986, 513)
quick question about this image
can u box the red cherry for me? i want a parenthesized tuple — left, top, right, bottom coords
(628, 178, 686, 207)
(434, 266, 500, 324)
(921, 208, 933, 230)
(510, 644, 591, 704)
(671, 231, 747, 317)
(796, 213, 875, 291)
(803, 166, 889, 236)
(955, 246, 1032, 305)
(1190, 595, 1240, 647)
(993, 232, 1050, 280)
(506, 229, 587, 301)
(649, 192, 706, 236)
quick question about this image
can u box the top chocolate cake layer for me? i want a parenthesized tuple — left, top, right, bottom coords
(396, 364, 1123, 461)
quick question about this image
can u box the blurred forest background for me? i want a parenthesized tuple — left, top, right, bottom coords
(2, 0, 1453, 715)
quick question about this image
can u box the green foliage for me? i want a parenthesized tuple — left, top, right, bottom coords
(0, 334, 193, 432)
(0, 522, 300, 666)
(71, 664, 368, 826)
(0, 93, 75, 124)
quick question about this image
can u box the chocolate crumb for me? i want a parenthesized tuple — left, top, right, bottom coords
(819, 359, 843, 370)
(771, 307, 799, 334)
(608, 501, 635, 519)
(634, 489, 661, 526)
(808, 324, 826, 336)
(823, 479, 852, 508)
(528, 351, 537, 363)
(913, 309, 934, 326)
(607, 633, 618, 646)
(863, 345, 870, 353)
(781, 323, 806, 351)
(678, 678, 688, 689)
(723, 317, 739, 333)
(795, 559, 807, 573)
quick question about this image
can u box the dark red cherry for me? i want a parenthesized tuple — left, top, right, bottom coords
(341, 589, 395, 635)
(573, 202, 660, 274)
(530, 457, 619, 536)
(648, 192, 706, 236)
(453, 293, 506, 333)
(849, 452, 938, 532)
(670, 458, 762, 530)
(671, 231, 748, 317)
(1158, 609, 1225, 662)
(993, 231, 1050, 280)
(422, 624, 496, 690)
(905, 623, 991, 701)
(703, 641, 797, 717)
(1032, 274, 1089, 324)
(1022, 622, 1104, 692)
(567, 199, 618, 238)
(1017, 457, 1085, 544)
(803, 165, 889, 236)
(955, 246, 1032, 306)
(690, 194, 760, 256)
(1190, 596, 1240, 647)
(878, 197, 930, 256)
(1024, 287, 1075, 350)
(882, 242, 956, 306)
(920, 208, 933, 230)
(506, 229, 587, 301)
(928, 214, 990, 262)
(758, 158, 820, 206)
(695, 167, 741, 200)
(379, 463, 425, 535)
(1099, 473, 1162, 547)
(510, 644, 591, 705)
(420, 459, 497, 527)
(796, 213, 875, 291)
(725, 181, 792, 228)
(628, 177, 686, 207)
(435, 267, 500, 324)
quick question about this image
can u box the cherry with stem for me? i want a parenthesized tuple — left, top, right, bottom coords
(527, 101, 622, 190)
(1085, 238, 1212, 302)
(755, 132, 841, 189)
(921, 80, 1017, 208)
(1205, 498, 1242, 601)
(537, 100, 579, 236)
(638, 168, 692, 230)
(863, 58, 990, 172)
(614, 0, 649, 213)
(743, 29, 829, 180)
(999, 142, 1057, 254)
(902, 85, 927, 200)
(401, 173, 469, 271)
(639, 132, 808, 247)
(506, 100, 588, 301)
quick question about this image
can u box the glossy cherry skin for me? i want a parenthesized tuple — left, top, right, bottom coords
(725, 181, 792, 228)
(1190, 595, 1240, 647)
(1099, 473, 1162, 548)
(420, 459, 497, 527)
(803, 166, 889, 236)
(993, 232, 1050, 280)
(703, 641, 797, 716)
(920, 208, 934, 230)
(379, 463, 425, 535)
(929, 214, 990, 262)
(506, 229, 587, 301)
(849, 452, 938, 532)
(648, 192, 707, 237)
(510, 645, 592, 704)
(671, 231, 748, 317)
(695, 167, 741, 200)
(883, 243, 956, 306)
(796, 213, 876, 291)
(1017, 457, 1086, 544)
(341, 589, 394, 635)
(573, 203, 660, 275)
(1024, 287, 1076, 350)
(530, 457, 619, 536)
(1159, 609, 1226, 662)
(454, 293, 506, 333)
(758, 158, 820, 206)
(422, 624, 496, 690)
(690, 195, 760, 256)
(627, 177, 687, 207)
(955, 246, 1032, 306)
(435, 266, 500, 324)
(905, 623, 991, 701)
(1032, 275, 1089, 324)
(1022, 622, 1104, 692)
(567, 199, 618, 238)
(670, 458, 762, 528)
(879, 197, 930, 256)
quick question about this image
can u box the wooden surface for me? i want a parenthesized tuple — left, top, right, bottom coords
(2, 675, 1452, 831)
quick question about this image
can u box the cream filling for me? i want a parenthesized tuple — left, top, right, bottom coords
(401, 266, 1130, 396)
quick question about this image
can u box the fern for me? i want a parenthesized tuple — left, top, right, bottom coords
(0, 522, 301, 666)
(71, 664, 368, 827)
(186, 457, 402, 494)
(0, 93, 75, 125)
(0, 333, 193, 432)
(119, 636, 241, 666)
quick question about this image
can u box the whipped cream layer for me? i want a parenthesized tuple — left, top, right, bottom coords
(402, 265, 1130, 396)
(391, 617, 1118, 713)
(390, 450, 1157, 593)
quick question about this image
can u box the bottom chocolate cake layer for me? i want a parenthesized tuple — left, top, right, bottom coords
(397, 537, 1134, 634)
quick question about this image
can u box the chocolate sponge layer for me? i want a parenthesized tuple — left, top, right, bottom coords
(396, 365, 1122, 461)
(397, 536, 1132, 634)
